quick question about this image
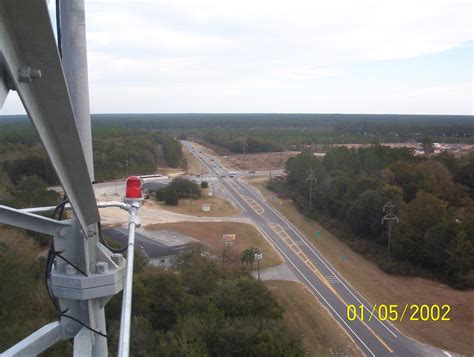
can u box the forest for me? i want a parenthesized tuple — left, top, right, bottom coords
(269, 146, 474, 288)
(0, 124, 183, 208)
(4, 114, 473, 152)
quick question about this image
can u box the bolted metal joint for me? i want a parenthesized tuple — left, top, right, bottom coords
(95, 261, 109, 274)
(19, 66, 42, 83)
(111, 253, 124, 265)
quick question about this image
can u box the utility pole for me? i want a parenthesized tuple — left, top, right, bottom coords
(305, 167, 317, 211)
(269, 153, 272, 180)
(189, 187, 192, 213)
(382, 201, 399, 259)
(242, 139, 248, 170)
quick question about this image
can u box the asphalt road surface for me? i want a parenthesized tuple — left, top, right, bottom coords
(181, 141, 452, 357)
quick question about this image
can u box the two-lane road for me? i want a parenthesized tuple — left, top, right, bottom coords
(182, 141, 451, 357)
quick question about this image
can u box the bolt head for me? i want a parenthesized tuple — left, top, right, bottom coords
(96, 261, 109, 274)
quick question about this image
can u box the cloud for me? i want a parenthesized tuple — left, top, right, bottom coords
(1, 0, 472, 114)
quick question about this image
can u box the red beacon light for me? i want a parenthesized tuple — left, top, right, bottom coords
(125, 176, 142, 200)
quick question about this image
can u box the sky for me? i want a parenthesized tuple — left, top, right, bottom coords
(2, 0, 473, 115)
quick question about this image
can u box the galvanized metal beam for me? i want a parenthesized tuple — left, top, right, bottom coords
(1, 322, 62, 357)
(0, 205, 70, 236)
(0, 0, 99, 231)
(60, 0, 94, 181)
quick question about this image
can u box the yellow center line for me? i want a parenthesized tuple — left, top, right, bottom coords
(267, 222, 394, 354)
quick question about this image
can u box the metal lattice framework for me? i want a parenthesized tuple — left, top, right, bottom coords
(0, 1, 138, 356)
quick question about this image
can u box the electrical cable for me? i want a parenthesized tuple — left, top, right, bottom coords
(45, 197, 70, 318)
(97, 221, 128, 253)
(54, 251, 88, 277)
(60, 314, 108, 338)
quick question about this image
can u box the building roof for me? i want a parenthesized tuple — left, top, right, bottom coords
(103, 227, 192, 259)
(142, 181, 168, 192)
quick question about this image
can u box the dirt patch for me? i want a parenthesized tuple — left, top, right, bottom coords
(225, 151, 299, 171)
(147, 193, 240, 218)
(248, 177, 474, 355)
(145, 221, 283, 270)
(266, 280, 362, 357)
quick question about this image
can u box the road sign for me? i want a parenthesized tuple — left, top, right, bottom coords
(223, 234, 236, 242)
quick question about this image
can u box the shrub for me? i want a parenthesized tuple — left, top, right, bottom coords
(155, 188, 166, 201)
(164, 189, 179, 206)
(201, 181, 208, 189)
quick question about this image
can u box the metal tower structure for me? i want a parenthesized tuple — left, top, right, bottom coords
(0, 1, 139, 356)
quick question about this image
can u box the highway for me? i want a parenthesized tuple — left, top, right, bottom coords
(181, 141, 449, 357)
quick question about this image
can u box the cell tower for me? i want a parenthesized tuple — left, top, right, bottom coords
(0, 1, 139, 356)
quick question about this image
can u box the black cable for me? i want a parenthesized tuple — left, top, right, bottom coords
(54, 251, 88, 277)
(56, 0, 62, 58)
(45, 239, 62, 318)
(45, 197, 71, 318)
(98, 221, 128, 253)
(60, 314, 108, 338)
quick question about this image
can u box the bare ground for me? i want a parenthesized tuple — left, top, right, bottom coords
(225, 151, 299, 171)
(145, 221, 283, 270)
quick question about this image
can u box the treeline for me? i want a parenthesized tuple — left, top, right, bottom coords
(92, 128, 183, 180)
(0, 125, 183, 184)
(204, 131, 284, 154)
(3, 114, 473, 153)
(270, 146, 474, 288)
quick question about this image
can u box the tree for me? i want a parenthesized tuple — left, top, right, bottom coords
(201, 181, 208, 189)
(241, 248, 258, 269)
(421, 136, 434, 154)
(168, 177, 201, 198)
(164, 189, 179, 205)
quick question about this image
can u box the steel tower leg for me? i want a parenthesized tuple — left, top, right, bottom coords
(60, 2, 107, 356)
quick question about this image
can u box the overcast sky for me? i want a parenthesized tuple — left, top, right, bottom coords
(2, 0, 473, 115)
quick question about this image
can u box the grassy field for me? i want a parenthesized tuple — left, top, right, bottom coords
(266, 280, 362, 357)
(248, 177, 474, 355)
(182, 143, 208, 175)
(145, 221, 283, 270)
(149, 192, 240, 218)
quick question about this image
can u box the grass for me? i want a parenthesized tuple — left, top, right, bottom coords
(144, 221, 283, 270)
(248, 177, 474, 355)
(266, 280, 362, 357)
(182, 144, 208, 175)
(150, 193, 240, 217)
